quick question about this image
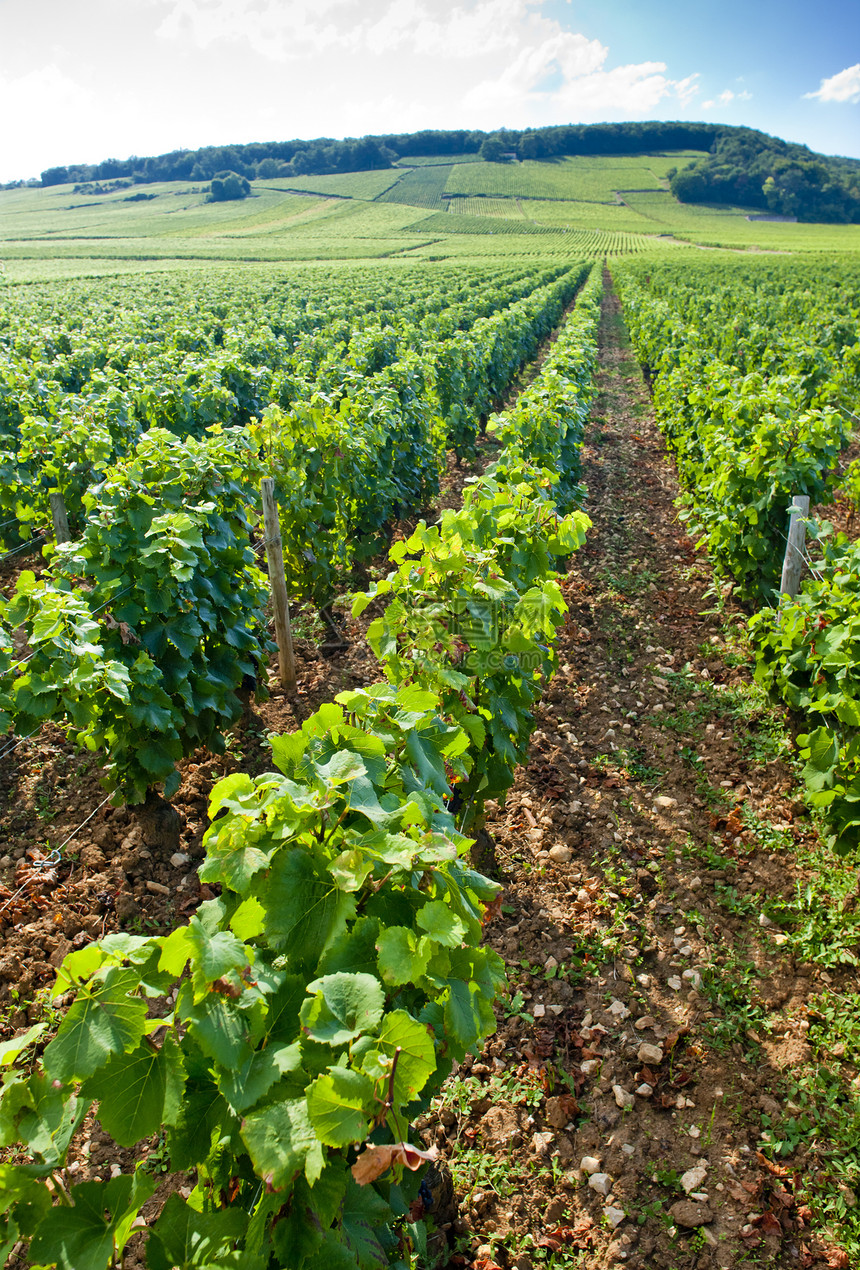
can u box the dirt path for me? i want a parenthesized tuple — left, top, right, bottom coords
(420, 283, 854, 1269)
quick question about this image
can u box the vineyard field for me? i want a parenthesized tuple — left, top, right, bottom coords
(3, 134, 860, 1270)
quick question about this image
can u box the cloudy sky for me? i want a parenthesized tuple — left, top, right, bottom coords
(1, 0, 858, 182)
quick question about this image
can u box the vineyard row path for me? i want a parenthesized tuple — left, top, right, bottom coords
(420, 278, 849, 1269)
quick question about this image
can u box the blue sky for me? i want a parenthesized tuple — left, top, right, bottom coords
(0, 0, 858, 182)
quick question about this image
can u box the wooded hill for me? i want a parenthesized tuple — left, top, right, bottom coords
(15, 120, 860, 224)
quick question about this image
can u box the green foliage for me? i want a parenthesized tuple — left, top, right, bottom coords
(0, 264, 601, 1270)
(0, 684, 505, 1269)
(208, 171, 251, 202)
(2, 426, 271, 801)
(752, 531, 860, 855)
(616, 264, 849, 601)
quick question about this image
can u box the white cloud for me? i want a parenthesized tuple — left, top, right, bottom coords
(466, 27, 699, 121)
(805, 63, 860, 103)
(702, 85, 750, 111)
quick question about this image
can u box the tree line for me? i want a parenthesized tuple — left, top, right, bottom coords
(7, 121, 859, 223)
(668, 127, 860, 222)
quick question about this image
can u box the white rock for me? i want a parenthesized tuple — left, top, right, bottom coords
(688, 1126, 701, 1138)
(608, 999, 630, 1019)
(681, 1166, 708, 1194)
(654, 796, 677, 810)
(588, 1172, 612, 1196)
(581, 1059, 600, 1076)
(635, 974, 651, 988)
(621, 1144, 635, 1156)
(605, 1205, 626, 1228)
(549, 845, 572, 864)
(679, 944, 692, 957)
(613, 1085, 635, 1110)
(532, 1131, 554, 1154)
(170, 851, 190, 868)
(544, 956, 559, 971)
(683, 969, 703, 988)
(690, 1191, 710, 1202)
(637, 1042, 663, 1065)
(758, 913, 773, 928)
(667, 976, 682, 991)
(636, 1083, 654, 1097)
(533, 1004, 546, 1018)
(580, 1155, 602, 1175)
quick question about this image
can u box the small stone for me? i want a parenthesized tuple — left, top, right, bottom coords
(678, 944, 692, 957)
(637, 1042, 663, 1066)
(581, 1059, 600, 1076)
(636, 1083, 654, 1097)
(682, 969, 702, 988)
(613, 1085, 634, 1109)
(758, 913, 773, 928)
(146, 880, 170, 896)
(580, 1155, 602, 1175)
(668, 1200, 713, 1228)
(532, 1131, 554, 1154)
(605, 1204, 626, 1229)
(681, 1166, 708, 1195)
(667, 976, 682, 991)
(588, 1172, 612, 1196)
(634, 1015, 656, 1030)
(654, 796, 677, 810)
(688, 1126, 701, 1138)
(170, 851, 190, 868)
(635, 974, 651, 988)
(608, 999, 630, 1019)
(532, 1004, 546, 1018)
(549, 845, 572, 864)
(621, 1144, 635, 1156)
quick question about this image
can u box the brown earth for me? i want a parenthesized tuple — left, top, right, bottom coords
(0, 282, 854, 1269)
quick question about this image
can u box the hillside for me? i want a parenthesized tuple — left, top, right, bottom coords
(8, 121, 858, 226)
(3, 148, 860, 286)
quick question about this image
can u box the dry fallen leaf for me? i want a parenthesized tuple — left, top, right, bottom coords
(351, 1141, 438, 1185)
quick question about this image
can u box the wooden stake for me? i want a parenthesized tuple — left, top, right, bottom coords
(49, 491, 70, 544)
(260, 478, 297, 693)
(779, 494, 809, 601)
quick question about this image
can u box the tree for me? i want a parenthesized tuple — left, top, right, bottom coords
(208, 170, 251, 201)
(479, 135, 506, 163)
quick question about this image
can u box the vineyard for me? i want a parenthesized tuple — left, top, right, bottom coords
(1, 153, 860, 1270)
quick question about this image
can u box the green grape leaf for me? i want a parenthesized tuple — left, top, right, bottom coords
(306, 1067, 376, 1146)
(300, 973, 385, 1046)
(147, 1192, 248, 1270)
(241, 1097, 324, 1189)
(376, 927, 431, 986)
(415, 901, 466, 948)
(83, 1033, 185, 1147)
(43, 968, 148, 1083)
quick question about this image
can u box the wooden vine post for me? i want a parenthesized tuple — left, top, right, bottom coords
(779, 494, 809, 603)
(49, 491, 70, 544)
(260, 478, 297, 694)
